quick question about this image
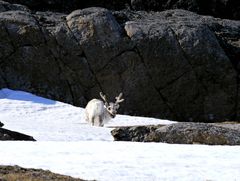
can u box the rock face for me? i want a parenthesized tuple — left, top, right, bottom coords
(111, 123, 240, 145)
(0, 128, 36, 141)
(111, 125, 164, 142)
(0, 1, 240, 122)
(0, 122, 3, 127)
(0, 0, 29, 12)
(3, 0, 240, 20)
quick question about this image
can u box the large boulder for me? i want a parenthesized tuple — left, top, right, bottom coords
(0, 1, 240, 122)
(0, 128, 36, 141)
(111, 125, 164, 142)
(111, 123, 240, 145)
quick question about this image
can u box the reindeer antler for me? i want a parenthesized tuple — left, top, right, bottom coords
(100, 92, 109, 106)
(115, 92, 124, 104)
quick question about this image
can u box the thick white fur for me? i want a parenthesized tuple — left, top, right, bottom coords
(85, 99, 112, 127)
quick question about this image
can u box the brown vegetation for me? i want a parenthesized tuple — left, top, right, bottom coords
(0, 165, 89, 181)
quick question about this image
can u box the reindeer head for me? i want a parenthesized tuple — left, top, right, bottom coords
(100, 92, 124, 118)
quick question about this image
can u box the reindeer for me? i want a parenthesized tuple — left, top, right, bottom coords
(85, 92, 124, 127)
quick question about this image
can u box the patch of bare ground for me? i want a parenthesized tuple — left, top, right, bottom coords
(0, 165, 92, 181)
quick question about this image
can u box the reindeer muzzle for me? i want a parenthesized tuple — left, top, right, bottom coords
(110, 113, 116, 118)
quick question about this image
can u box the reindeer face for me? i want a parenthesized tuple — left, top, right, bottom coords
(106, 102, 119, 118)
(100, 92, 124, 118)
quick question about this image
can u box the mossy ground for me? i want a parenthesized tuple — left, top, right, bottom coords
(0, 165, 90, 181)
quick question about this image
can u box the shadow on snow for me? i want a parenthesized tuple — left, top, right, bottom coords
(0, 88, 56, 105)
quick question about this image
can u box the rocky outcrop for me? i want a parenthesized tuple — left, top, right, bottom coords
(0, 165, 85, 181)
(0, 1, 240, 122)
(0, 122, 3, 127)
(3, 0, 240, 20)
(0, 128, 36, 141)
(0, 0, 29, 12)
(111, 125, 164, 142)
(111, 123, 240, 145)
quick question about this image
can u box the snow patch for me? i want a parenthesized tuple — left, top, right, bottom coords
(0, 88, 239, 181)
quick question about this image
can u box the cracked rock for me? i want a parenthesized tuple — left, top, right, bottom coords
(0, 1, 240, 122)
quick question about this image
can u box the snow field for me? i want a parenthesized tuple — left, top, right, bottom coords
(0, 89, 240, 181)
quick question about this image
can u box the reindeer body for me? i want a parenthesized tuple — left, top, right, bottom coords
(85, 92, 124, 127)
(85, 99, 111, 127)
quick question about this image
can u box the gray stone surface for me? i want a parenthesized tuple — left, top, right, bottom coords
(111, 123, 240, 145)
(0, 0, 29, 13)
(0, 1, 240, 122)
(0, 128, 36, 141)
(111, 125, 164, 142)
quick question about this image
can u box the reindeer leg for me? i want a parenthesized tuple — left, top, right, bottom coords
(91, 116, 95, 126)
(99, 118, 104, 127)
(95, 116, 103, 127)
(85, 112, 89, 122)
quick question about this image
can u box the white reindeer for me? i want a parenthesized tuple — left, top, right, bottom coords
(85, 92, 124, 127)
